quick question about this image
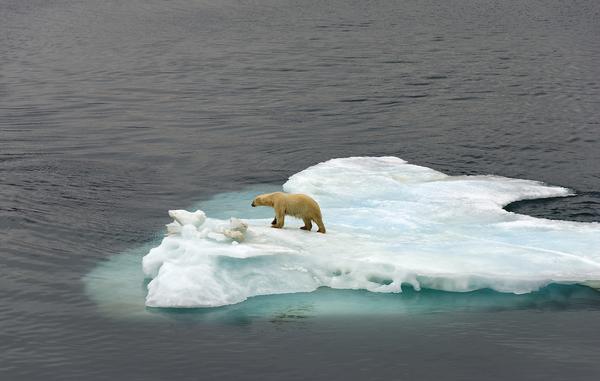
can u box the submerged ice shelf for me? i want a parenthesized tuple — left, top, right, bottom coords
(141, 157, 600, 308)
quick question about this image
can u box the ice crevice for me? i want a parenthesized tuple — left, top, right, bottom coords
(142, 157, 600, 308)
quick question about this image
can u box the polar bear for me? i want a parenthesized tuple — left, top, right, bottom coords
(251, 192, 326, 233)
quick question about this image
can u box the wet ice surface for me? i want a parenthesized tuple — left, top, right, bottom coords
(137, 157, 600, 308)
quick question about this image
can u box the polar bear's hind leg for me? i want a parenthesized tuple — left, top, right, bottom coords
(300, 218, 313, 231)
(315, 217, 326, 234)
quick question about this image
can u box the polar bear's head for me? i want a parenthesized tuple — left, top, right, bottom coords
(251, 193, 275, 207)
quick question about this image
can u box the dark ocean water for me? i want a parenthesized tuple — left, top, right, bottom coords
(2, 0, 600, 379)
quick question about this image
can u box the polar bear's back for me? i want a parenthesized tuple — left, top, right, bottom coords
(272, 192, 322, 219)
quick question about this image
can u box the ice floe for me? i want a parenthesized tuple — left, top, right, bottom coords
(142, 157, 600, 308)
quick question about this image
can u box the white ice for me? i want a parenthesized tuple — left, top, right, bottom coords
(142, 157, 600, 308)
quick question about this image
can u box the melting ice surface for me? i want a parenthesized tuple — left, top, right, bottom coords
(141, 157, 600, 308)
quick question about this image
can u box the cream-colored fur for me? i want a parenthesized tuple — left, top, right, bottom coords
(251, 192, 326, 233)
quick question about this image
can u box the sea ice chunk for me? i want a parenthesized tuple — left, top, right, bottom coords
(222, 218, 248, 242)
(168, 209, 206, 227)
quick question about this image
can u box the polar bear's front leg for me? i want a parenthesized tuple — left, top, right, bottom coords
(272, 211, 285, 228)
(271, 218, 277, 225)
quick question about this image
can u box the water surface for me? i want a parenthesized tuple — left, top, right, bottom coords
(2, 0, 600, 379)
